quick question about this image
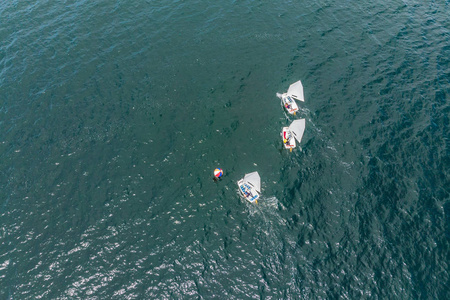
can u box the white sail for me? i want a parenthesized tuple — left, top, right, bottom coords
(289, 119, 306, 143)
(287, 80, 304, 102)
(244, 172, 261, 193)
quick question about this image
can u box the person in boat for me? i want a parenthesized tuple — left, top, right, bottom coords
(284, 133, 292, 145)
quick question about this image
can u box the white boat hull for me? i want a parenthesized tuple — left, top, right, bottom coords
(280, 93, 299, 115)
(237, 179, 260, 203)
(282, 127, 296, 149)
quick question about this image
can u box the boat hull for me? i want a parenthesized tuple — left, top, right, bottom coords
(237, 179, 260, 203)
(282, 127, 296, 149)
(281, 93, 299, 115)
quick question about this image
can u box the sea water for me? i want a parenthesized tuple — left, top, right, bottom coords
(1, 0, 448, 298)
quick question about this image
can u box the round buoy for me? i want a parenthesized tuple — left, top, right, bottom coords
(214, 168, 223, 178)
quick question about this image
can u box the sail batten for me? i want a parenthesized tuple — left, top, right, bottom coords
(287, 80, 304, 102)
(244, 172, 261, 193)
(289, 119, 306, 143)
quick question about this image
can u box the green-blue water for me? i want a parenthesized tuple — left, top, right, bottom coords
(1, 0, 448, 298)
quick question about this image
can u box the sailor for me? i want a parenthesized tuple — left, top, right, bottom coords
(285, 131, 292, 143)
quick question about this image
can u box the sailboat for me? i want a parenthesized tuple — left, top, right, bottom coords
(237, 171, 261, 203)
(282, 119, 306, 151)
(276, 80, 305, 115)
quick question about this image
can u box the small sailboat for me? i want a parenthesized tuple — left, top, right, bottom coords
(282, 119, 306, 151)
(237, 171, 261, 203)
(276, 80, 305, 115)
